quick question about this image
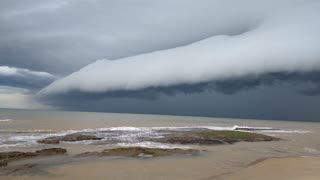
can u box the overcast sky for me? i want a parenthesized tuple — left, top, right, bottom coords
(1, 0, 320, 121)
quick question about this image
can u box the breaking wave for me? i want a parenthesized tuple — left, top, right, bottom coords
(0, 125, 309, 149)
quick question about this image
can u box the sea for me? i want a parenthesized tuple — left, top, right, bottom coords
(0, 108, 320, 179)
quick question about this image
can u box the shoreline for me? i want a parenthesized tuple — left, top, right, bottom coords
(1, 156, 320, 180)
(0, 129, 282, 179)
(215, 156, 320, 180)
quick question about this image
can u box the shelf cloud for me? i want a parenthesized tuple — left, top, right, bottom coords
(39, 1, 320, 99)
(2, 0, 320, 120)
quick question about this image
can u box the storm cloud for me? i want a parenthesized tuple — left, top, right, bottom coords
(39, 0, 320, 98)
(1, 0, 320, 120)
(0, 0, 309, 75)
(0, 66, 56, 90)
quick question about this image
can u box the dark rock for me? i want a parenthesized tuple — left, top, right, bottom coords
(35, 148, 67, 156)
(74, 151, 101, 157)
(37, 133, 102, 144)
(157, 130, 279, 145)
(37, 137, 60, 144)
(61, 134, 102, 142)
(0, 164, 38, 175)
(0, 148, 67, 166)
(0, 160, 8, 167)
(160, 136, 227, 145)
(75, 147, 199, 158)
(0, 151, 37, 162)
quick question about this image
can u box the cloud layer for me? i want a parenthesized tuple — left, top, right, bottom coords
(0, 66, 56, 90)
(0, 0, 308, 75)
(39, 1, 320, 98)
(2, 0, 320, 120)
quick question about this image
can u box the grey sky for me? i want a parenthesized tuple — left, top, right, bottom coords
(0, 0, 305, 74)
(0, 0, 319, 121)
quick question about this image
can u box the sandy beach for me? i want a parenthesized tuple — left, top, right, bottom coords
(1, 157, 320, 180)
(221, 157, 320, 180)
(1, 110, 320, 180)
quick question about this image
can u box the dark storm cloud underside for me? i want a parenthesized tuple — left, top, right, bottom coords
(38, 71, 320, 117)
(0, 74, 54, 90)
(37, 74, 320, 121)
(35, 71, 320, 121)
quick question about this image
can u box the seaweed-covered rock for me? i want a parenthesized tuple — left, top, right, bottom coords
(37, 133, 102, 144)
(61, 134, 102, 142)
(37, 137, 60, 144)
(157, 130, 279, 145)
(35, 148, 67, 156)
(76, 147, 199, 158)
(75, 151, 101, 157)
(161, 136, 227, 145)
(0, 164, 38, 175)
(0, 151, 37, 162)
(0, 148, 67, 166)
(0, 160, 8, 167)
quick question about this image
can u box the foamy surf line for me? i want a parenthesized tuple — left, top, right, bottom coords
(0, 125, 310, 149)
(90, 125, 310, 134)
(0, 119, 13, 122)
(0, 125, 310, 134)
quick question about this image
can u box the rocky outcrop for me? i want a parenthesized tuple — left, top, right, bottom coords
(37, 137, 60, 144)
(160, 136, 227, 145)
(60, 134, 102, 141)
(37, 133, 102, 144)
(76, 147, 199, 158)
(0, 160, 8, 167)
(157, 130, 279, 145)
(0, 151, 36, 166)
(35, 148, 67, 156)
(1, 130, 279, 167)
(0, 148, 67, 167)
(36, 131, 277, 146)
(0, 164, 39, 175)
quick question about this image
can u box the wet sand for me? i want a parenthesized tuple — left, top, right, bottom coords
(221, 157, 320, 180)
(2, 157, 320, 180)
(2, 157, 229, 180)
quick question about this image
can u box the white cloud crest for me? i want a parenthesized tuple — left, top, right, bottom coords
(40, 1, 320, 96)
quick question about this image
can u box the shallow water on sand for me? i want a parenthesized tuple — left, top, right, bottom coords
(1, 109, 320, 179)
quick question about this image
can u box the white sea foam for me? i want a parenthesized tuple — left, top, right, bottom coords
(304, 147, 319, 153)
(17, 125, 309, 134)
(0, 119, 13, 122)
(0, 141, 37, 148)
(302, 148, 320, 157)
(0, 125, 310, 149)
(107, 127, 146, 131)
(209, 125, 310, 134)
(258, 129, 310, 133)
